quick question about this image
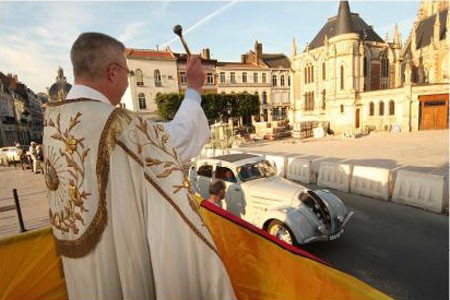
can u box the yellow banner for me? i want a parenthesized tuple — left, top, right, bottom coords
(0, 228, 67, 300)
(199, 199, 392, 300)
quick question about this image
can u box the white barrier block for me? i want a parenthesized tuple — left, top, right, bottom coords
(204, 148, 215, 158)
(317, 163, 353, 193)
(350, 166, 391, 201)
(214, 149, 230, 157)
(286, 157, 313, 184)
(265, 154, 287, 177)
(392, 170, 447, 213)
(229, 149, 243, 154)
(247, 152, 265, 158)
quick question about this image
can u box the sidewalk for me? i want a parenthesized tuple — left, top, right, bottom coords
(239, 130, 449, 176)
(0, 166, 48, 237)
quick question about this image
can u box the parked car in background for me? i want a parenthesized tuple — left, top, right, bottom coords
(189, 153, 354, 245)
(0, 145, 31, 167)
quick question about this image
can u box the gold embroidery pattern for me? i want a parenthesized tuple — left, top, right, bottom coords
(47, 113, 91, 235)
(130, 117, 201, 214)
(54, 108, 131, 258)
(116, 140, 219, 257)
(45, 98, 101, 107)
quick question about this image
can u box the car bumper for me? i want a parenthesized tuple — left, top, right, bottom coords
(302, 211, 354, 243)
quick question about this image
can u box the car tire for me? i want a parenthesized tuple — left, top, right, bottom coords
(268, 220, 296, 245)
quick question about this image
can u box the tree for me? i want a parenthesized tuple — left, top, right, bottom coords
(155, 92, 260, 124)
(155, 93, 183, 120)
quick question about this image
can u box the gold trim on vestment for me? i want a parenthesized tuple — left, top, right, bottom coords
(45, 98, 101, 107)
(116, 140, 220, 257)
(55, 108, 132, 258)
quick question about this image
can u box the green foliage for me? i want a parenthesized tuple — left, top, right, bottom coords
(155, 92, 260, 122)
(155, 93, 183, 120)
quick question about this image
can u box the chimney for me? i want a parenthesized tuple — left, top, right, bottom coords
(254, 41, 262, 63)
(201, 48, 210, 60)
(241, 54, 247, 63)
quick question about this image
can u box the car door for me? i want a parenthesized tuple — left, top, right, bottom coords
(215, 166, 246, 218)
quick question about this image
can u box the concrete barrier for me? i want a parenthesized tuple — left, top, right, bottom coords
(286, 157, 313, 184)
(317, 163, 353, 193)
(264, 154, 287, 177)
(392, 170, 448, 213)
(350, 166, 392, 201)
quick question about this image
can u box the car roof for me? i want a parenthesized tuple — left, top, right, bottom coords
(211, 153, 260, 163)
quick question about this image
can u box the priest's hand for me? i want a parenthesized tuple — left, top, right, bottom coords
(186, 55, 205, 94)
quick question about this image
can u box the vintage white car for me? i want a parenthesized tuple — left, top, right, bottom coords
(189, 153, 353, 245)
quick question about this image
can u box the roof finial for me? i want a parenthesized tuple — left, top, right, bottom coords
(393, 23, 400, 45)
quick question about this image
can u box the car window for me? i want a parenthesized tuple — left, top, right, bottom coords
(197, 164, 213, 178)
(215, 166, 237, 183)
(237, 164, 263, 181)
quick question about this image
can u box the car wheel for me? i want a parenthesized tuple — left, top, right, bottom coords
(268, 220, 295, 245)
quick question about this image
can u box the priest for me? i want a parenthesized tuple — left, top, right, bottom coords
(43, 32, 236, 300)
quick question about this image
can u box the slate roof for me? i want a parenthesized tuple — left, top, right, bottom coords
(415, 9, 448, 49)
(261, 54, 291, 69)
(308, 2, 384, 50)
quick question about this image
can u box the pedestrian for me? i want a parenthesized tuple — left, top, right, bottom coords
(43, 32, 235, 300)
(15, 143, 26, 170)
(206, 179, 227, 207)
(36, 145, 44, 174)
(29, 142, 38, 173)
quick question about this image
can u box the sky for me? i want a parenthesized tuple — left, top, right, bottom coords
(0, 0, 420, 94)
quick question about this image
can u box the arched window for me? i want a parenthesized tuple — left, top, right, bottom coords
(340, 104, 344, 113)
(311, 66, 314, 83)
(138, 93, 146, 110)
(272, 75, 277, 86)
(322, 62, 326, 80)
(288, 76, 291, 86)
(280, 75, 285, 86)
(369, 102, 374, 116)
(340, 65, 344, 90)
(136, 69, 144, 86)
(254, 91, 259, 100)
(154, 69, 162, 87)
(262, 91, 267, 105)
(304, 68, 307, 84)
(363, 57, 368, 77)
(389, 100, 395, 115)
(379, 101, 385, 115)
(381, 57, 389, 78)
(322, 89, 326, 109)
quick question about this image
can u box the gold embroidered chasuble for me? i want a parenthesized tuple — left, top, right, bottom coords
(43, 99, 236, 300)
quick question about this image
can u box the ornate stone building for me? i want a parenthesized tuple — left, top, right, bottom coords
(48, 67, 72, 102)
(0, 72, 45, 146)
(291, 0, 449, 133)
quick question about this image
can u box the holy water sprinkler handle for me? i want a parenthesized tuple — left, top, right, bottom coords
(173, 24, 192, 56)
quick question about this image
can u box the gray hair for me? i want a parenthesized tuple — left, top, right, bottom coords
(209, 179, 226, 196)
(70, 32, 125, 80)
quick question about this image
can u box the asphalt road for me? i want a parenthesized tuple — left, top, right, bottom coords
(300, 184, 449, 300)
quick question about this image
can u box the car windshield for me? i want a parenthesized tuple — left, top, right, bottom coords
(237, 160, 276, 181)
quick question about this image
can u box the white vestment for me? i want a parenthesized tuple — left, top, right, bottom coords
(43, 87, 236, 300)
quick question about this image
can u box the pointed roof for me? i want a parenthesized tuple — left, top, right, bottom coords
(308, 1, 384, 50)
(335, 1, 353, 35)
